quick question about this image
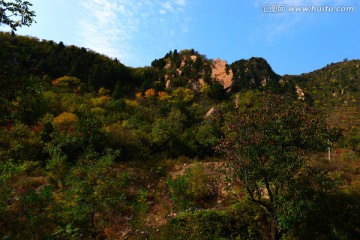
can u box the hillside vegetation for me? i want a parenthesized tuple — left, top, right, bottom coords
(0, 32, 359, 240)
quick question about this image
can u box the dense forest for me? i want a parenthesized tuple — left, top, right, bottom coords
(0, 30, 359, 240)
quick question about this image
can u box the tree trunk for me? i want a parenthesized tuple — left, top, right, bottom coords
(270, 216, 279, 240)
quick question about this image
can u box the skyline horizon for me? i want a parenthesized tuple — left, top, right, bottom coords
(2, 28, 357, 77)
(1, 0, 359, 75)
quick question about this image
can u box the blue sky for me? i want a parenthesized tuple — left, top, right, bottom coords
(4, 0, 360, 75)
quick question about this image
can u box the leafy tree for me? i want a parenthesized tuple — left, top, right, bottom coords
(0, 161, 52, 239)
(52, 112, 78, 132)
(151, 108, 188, 157)
(234, 90, 263, 112)
(0, 160, 29, 220)
(166, 163, 214, 211)
(0, 0, 36, 34)
(144, 88, 156, 99)
(217, 95, 340, 240)
(112, 80, 124, 99)
(194, 121, 221, 156)
(103, 123, 145, 161)
(160, 208, 263, 240)
(75, 112, 106, 151)
(208, 81, 227, 100)
(0, 65, 45, 124)
(152, 108, 186, 145)
(171, 87, 195, 104)
(58, 149, 127, 237)
(91, 95, 111, 108)
(275, 166, 360, 239)
(52, 76, 81, 88)
(0, 124, 44, 164)
(15, 186, 55, 239)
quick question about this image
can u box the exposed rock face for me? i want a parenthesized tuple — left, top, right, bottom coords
(161, 51, 235, 92)
(211, 58, 234, 91)
(261, 78, 267, 87)
(295, 85, 305, 101)
(165, 79, 171, 89)
(204, 107, 223, 121)
(164, 54, 200, 90)
(191, 78, 205, 92)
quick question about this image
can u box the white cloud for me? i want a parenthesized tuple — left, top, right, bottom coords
(79, 0, 133, 62)
(174, 0, 186, 7)
(163, 1, 173, 10)
(78, 0, 190, 66)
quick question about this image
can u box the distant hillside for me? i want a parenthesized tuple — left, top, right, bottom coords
(283, 60, 360, 126)
(284, 60, 359, 107)
(282, 60, 360, 152)
(0, 32, 133, 92)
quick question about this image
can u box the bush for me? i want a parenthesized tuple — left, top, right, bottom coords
(166, 163, 215, 211)
(52, 112, 78, 131)
(160, 208, 263, 240)
(52, 76, 80, 87)
(161, 210, 231, 240)
(0, 124, 44, 164)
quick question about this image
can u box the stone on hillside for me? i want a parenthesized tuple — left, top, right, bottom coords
(295, 85, 305, 101)
(166, 79, 172, 89)
(204, 107, 223, 121)
(261, 77, 267, 87)
(191, 78, 205, 91)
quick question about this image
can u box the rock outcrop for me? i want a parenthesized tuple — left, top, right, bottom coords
(164, 54, 202, 90)
(211, 58, 234, 91)
(295, 85, 305, 101)
(161, 50, 236, 92)
(204, 107, 223, 121)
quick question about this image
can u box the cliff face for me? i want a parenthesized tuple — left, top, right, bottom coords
(211, 58, 234, 91)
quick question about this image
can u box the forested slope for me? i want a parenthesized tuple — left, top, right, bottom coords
(0, 32, 359, 239)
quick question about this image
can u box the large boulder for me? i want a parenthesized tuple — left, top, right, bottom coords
(211, 58, 234, 91)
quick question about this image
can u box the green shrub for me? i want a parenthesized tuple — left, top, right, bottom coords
(132, 189, 150, 229)
(160, 208, 263, 240)
(0, 124, 44, 164)
(53, 76, 80, 87)
(161, 210, 230, 240)
(166, 163, 214, 211)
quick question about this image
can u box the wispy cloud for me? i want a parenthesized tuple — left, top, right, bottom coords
(78, 0, 190, 66)
(174, 0, 186, 7)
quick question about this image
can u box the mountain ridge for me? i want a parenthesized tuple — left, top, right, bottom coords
(1, 31, 359, 123)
